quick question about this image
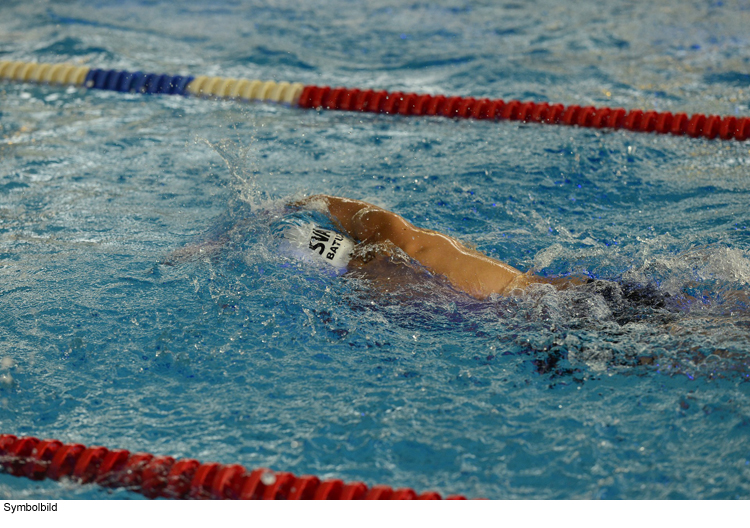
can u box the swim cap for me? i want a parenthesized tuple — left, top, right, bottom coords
(280, 223, 355, 269)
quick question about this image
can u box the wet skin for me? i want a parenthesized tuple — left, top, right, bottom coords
(293, 194, 559, 300)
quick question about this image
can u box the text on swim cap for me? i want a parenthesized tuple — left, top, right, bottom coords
(309, 228, 346, 261)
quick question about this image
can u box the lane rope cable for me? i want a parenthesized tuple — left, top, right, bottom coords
(0, 434, 472, 500)
(1, 60, 748, 141)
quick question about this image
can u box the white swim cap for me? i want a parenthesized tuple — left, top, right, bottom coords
(280, 223, 355, 269)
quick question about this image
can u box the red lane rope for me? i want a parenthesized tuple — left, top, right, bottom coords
(298, 84, 750, 142)
(0, 434, 470, 500)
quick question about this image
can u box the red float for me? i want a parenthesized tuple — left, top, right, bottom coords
(0, 435, 477, 500)
(293, 84, 748, 141)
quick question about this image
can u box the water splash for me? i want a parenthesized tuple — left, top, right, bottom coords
(197, 137, 265, 208)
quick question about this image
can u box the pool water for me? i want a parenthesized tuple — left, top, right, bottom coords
(1, 0, 750, 499)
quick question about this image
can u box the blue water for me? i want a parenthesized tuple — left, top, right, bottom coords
(2, 0, 750, 499)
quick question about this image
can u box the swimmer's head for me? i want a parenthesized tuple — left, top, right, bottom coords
(279, 223, 355, 270)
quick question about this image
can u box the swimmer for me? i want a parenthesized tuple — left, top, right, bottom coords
(164, 192, 557, 299)
(166, 192, 677, 327)
(287, 196, 674, 317)
(167, 193, 670, 307)
(289, 194, 553, 299)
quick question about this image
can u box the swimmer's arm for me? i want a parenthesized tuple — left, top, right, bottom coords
(291, 195, 371, 236)
(353, 206, 532, 297)
(296, 195, 534, 298)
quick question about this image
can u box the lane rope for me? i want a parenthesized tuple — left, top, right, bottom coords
(0, 434, 470, 500)
(297, 85, 750, 141)
(0, 60, 304, 105)
(1, 59, 748, 141)
(2, 60, 749, 141)
(0, 60, 90, 86)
